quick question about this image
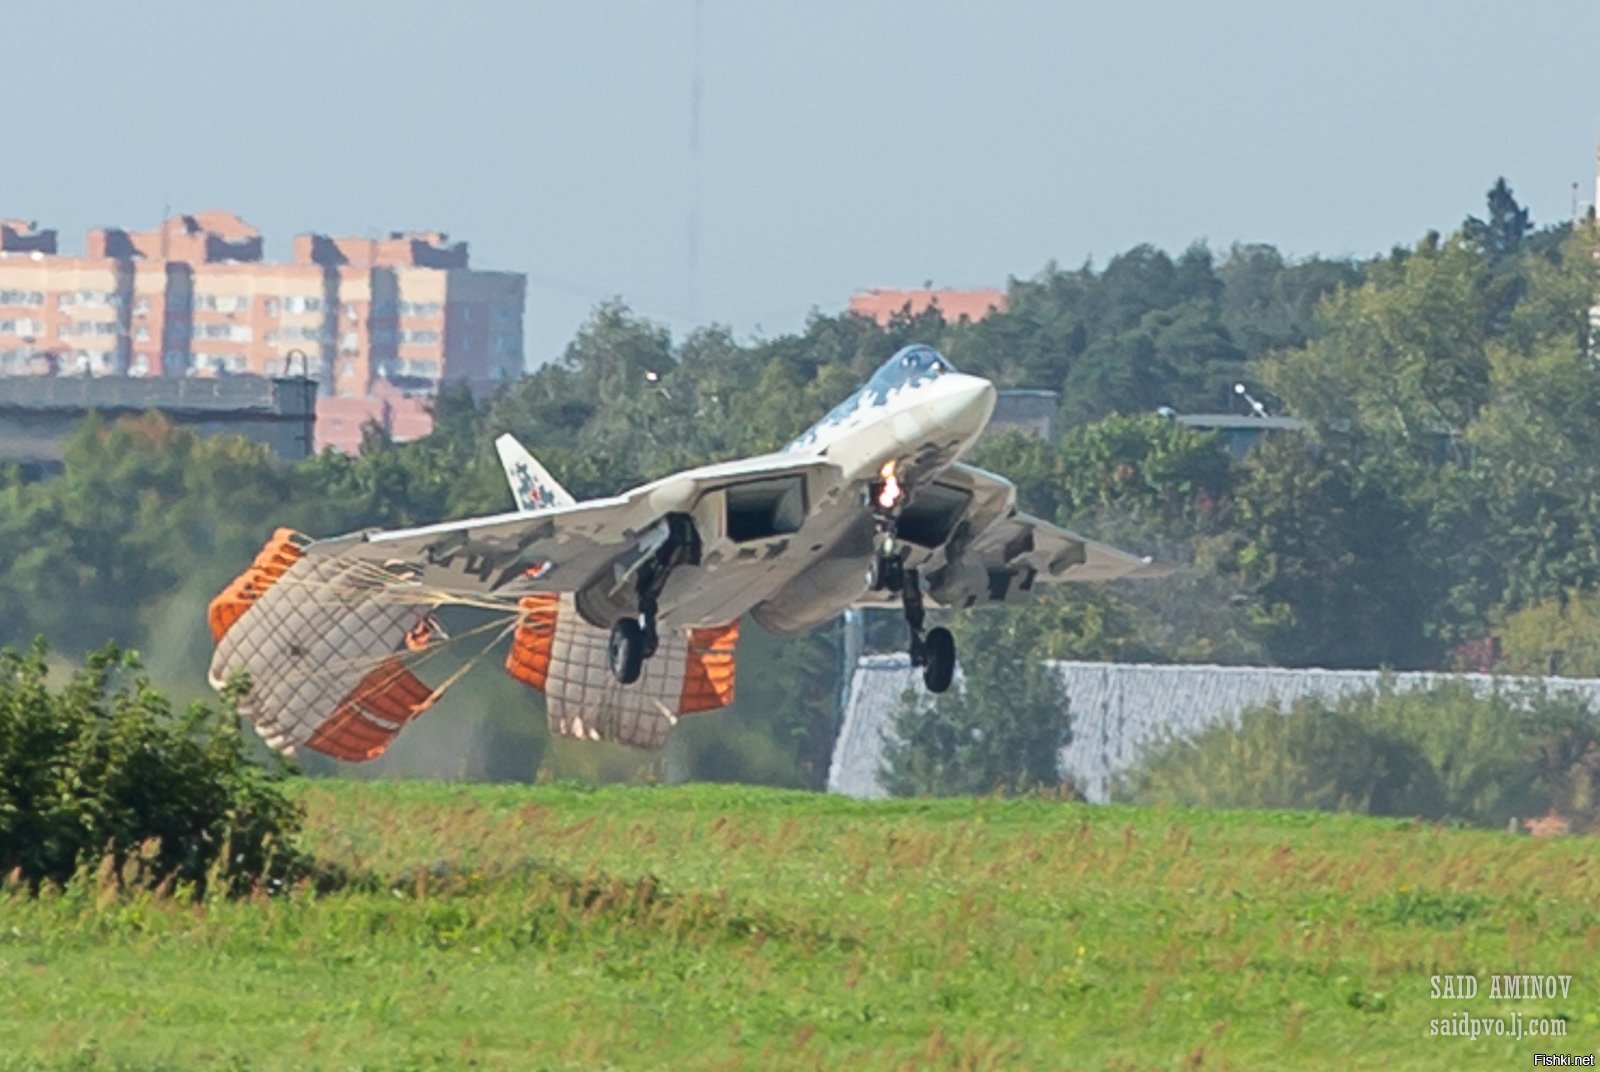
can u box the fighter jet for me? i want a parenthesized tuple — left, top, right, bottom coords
(210, 345, 1166, 759)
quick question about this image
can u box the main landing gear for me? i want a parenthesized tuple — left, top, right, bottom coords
(608, 514, 697, 685)
(871, 517, 956, 694)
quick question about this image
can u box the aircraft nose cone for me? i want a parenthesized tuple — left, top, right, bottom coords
(948, 374, 996, 434)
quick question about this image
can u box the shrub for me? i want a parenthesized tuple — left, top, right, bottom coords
(1117, 700, 1441, 816)
(0, 641, 308, 894)
(1118, 681, 1600, 829)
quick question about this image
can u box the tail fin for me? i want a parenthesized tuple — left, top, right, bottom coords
(495, 434, 576, 512)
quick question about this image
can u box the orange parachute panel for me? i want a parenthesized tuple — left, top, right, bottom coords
(207, 528, 308, 642)
(307, 657, 435, 762)
(505, 593, 560, 692)
(679, 621, 740, 714)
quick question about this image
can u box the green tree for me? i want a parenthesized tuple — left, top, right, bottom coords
(1261, 233, 1492, 458)
(1227, 438, 1435, 668)
(881, 610, 1069, 796)
(1493, 591, 1600, 677)
(1464, 177, 1532, 263)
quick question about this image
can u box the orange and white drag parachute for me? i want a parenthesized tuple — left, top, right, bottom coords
(506, 594, 738, 750)
(208, 529, 447, 762)
(209, 529, 742, 762)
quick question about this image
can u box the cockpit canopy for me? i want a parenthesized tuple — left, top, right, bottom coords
(784, 344, 962, 453)
(866, 345, 957, 393)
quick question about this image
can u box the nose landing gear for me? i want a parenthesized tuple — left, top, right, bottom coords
(869, 500, 956, 694)
(898, 563, 956, 694)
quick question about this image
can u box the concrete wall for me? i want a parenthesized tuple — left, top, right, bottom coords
(0, 374, 317, 463)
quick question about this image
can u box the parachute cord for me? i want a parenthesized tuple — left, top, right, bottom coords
(396, 611, 522, 674)
(260, 558, 536, 615)
(418, 616, 523, 708)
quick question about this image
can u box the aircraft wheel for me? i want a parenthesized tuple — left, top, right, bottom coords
(609, 618, 646, 685)
(922, 626, 956, 694)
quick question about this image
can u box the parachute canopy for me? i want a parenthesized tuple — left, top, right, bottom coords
(506, 593, 738, 751)
(210, 530, 740, 762)
(209, 529, 444, 762)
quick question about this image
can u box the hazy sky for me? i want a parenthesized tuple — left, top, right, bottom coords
(10, 1, 1600, 367)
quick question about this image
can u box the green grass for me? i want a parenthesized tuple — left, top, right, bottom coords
(2, 782, 1597, 1070)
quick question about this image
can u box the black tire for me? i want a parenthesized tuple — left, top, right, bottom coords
(609, 618, 646, 685)
(922, 626, 956, 694)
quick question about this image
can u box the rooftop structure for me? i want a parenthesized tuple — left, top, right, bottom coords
(848, 287, 1008, 326)
(0, 373, 317, 471)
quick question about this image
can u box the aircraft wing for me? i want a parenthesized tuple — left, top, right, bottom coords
(857, 462, 1168, 609)
(307, 454, 841, 601)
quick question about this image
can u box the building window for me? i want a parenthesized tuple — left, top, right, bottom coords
(135, 326, 150, 342)
(403, 358, 440, 378)
(265, 298, 280, 315)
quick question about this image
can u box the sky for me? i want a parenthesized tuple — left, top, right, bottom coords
(9, 0, 1600, 368)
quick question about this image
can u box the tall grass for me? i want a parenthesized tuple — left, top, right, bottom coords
(3, 782, 1596, 1070)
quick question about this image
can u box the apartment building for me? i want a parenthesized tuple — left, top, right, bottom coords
(0, 213, 526, 401)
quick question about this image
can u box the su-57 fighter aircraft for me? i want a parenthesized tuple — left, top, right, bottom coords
(208, 345, 1165, 761)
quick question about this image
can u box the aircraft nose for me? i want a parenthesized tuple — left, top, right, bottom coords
(944, 373, 996, 435)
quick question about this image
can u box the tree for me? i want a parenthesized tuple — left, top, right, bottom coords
(1464, 178, 1532, 263)
(1261, 233, 1492, 458)
(881, 610, 1069, 796)
(1227, 438, 1436, 669)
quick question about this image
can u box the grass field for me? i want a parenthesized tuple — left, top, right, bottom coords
(1, 781, 1596, 1071)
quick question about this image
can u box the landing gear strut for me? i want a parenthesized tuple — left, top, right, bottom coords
(869, 512, 905, 594)
(869, 501, 956, 693)
(899, 564, 956, 693)
(609, 513, 698, 685)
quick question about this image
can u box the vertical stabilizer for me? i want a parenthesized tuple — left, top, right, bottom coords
(495, 434, 576, 512)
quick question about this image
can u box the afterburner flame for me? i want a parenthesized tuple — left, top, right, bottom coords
(878, 460, 902, 510)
